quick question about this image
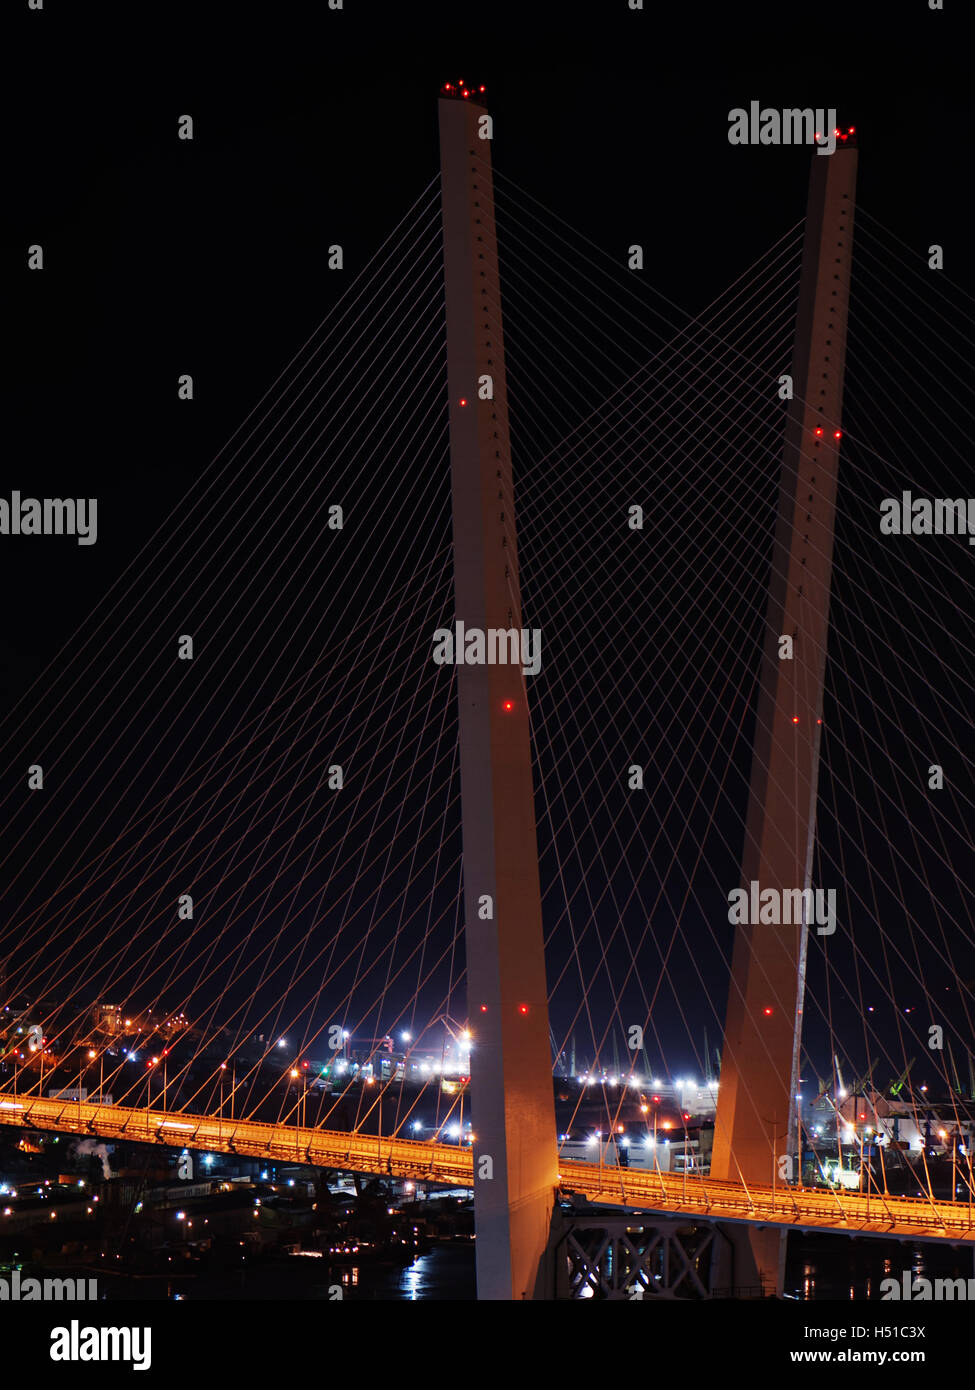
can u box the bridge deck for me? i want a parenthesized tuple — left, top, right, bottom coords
(2, 1092, 972, 1242)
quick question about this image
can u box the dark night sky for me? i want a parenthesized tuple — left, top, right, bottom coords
(4, 2, 974, 1093)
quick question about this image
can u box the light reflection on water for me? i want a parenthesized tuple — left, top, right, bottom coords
(398, 1250, 474, 1300)
(786, 1241, 975, 1300)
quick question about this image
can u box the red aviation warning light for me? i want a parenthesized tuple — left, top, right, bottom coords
(763, 1007, 774, 1016)
(813, 426, 824, 437)
(792, 716, 800, 724)
(442, 81, 486, 101)
(502, 699, 514, 712)
(518, 1003, 529, 1015)
(480, 1004, 488, 1013)
(833, 430, 843, 439)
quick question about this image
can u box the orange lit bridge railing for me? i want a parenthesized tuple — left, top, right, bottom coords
(1, 1091, 972, 1243)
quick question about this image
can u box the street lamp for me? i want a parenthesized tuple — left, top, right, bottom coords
(220, 1059, 237, 1120)
(88, 1049, 105, 1104)
(289, 1068, 306, 1157)
(147, 1054, 167, 1109)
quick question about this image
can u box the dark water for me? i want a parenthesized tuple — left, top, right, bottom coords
(37, 1231, 975, 1301)
(784, 1233, 975, 1301)
(96, 1244, 477, 1300)
(108, 1236, 975, 1299)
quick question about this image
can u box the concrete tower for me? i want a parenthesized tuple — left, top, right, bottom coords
(710, 129, 859, 1293)
(438, 84, 559, 1301)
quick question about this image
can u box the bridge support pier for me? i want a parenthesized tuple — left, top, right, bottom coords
(709, 1223, 783, 1299)
(549, 1207, 734, 1299)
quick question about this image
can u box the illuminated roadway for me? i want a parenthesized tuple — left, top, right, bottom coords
(2, 1091, 972, 1243)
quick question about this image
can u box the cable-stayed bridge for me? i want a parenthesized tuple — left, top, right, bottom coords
(1, 90, 973, 1300)
(1, 1093, 972, 1243)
